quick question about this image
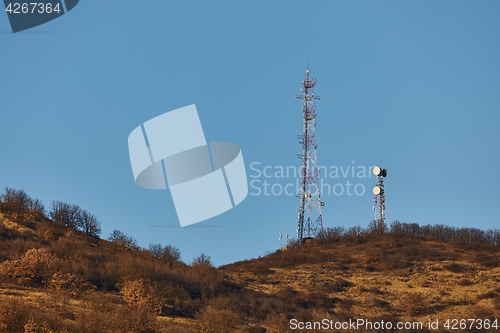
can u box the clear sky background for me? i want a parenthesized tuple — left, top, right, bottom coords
(1, 1, 499, 266)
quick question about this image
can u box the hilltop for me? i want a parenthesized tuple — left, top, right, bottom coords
(1, 187, 500, 333)
(222, 228, 500, 331)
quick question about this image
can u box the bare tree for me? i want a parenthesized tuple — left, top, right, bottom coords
(192, 253, 213, 268)
(149, 244, 181, 267)
(108, 229, 138, 250)
(49, 201, 83, 229)
(0, 187, 45, 221)
(81, 209, 101, 237)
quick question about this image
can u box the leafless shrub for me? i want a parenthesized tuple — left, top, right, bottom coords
(50, 273, 96, 297)
(317, 226, 345, 243)
(263, 313, 289, 333)
(252, 262, 273, 275)
(120, 278, 162, 315)
(457, 278, 474, 286)
(342, 226, 366, 245)
(0, 248, 61, 286)
(77, 293, 162, 333)
(380, 238, 396, 249)
(23, 318, 54, 333)
(402, 292, 428, 315)
(474, 253, 500, 268)
(153, 280, 191, 314)
(430, 266, 443, 271)
(364, 251, 380, 264)
(379, 251, 413, 270)
(468, 305, 494, 319)
(367, 219, 388, 235)
(35, 223, 57, 241)
(196, 306, 239, 333)
(477, 291, 499, 300)
(443, 262, 468, 273)
(188, 256, 222, 299)
(0, 297, 30, 332)
(370, 297, 390, 308)
(325, 278, 354, 293)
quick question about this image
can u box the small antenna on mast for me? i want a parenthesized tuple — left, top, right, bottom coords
(372, 166, 388, 234)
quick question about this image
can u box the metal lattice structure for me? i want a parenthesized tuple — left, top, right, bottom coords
(372, 167, 388, 234)
(294, 68, 324, 241)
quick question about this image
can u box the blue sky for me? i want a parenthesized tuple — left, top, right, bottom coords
(1, 1, 499, 266)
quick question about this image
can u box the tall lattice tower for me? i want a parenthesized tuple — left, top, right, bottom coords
(294, 68, 324, 241)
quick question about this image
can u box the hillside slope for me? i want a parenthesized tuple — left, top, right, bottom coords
(223, 234, 500, 331)
(1, 202, 500, 332)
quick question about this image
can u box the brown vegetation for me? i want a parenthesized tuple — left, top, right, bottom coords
(1, 187, 500, 332)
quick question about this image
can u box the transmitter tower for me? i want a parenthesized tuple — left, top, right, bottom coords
(294, 68, 324, 241)
(372, 166, 388, 233)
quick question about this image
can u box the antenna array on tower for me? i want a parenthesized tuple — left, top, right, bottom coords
(372, 166, 388, 234)
(295, 68, 324, 242)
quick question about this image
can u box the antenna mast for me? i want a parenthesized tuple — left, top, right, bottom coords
(372, 166, 388, 234)
(294, 68, 324, 242)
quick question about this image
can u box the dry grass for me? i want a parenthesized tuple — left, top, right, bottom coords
(0, 212, 35, 235)
(2, 192, 500, 332)
(223, 238, 500, 325)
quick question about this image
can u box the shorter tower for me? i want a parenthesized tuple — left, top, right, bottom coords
(372, 166, 388, 234)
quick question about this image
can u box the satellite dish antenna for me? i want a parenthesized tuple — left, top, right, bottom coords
(371, 164, 388, 234)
